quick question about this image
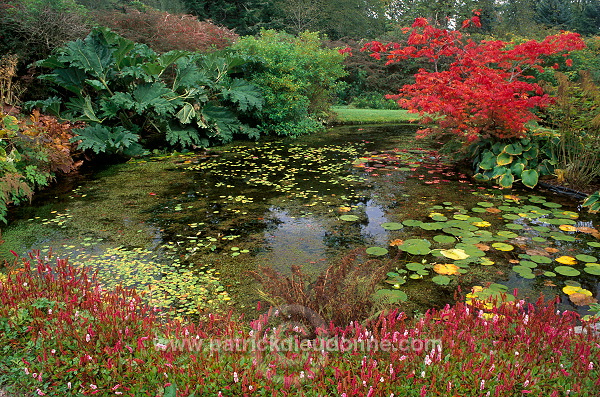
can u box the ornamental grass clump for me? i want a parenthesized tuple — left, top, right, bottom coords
(0, 253, 599, 396)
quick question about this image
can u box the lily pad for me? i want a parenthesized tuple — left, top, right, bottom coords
(433, 235, 456, 244)
(372, 289, 408, 303)
(381, 222, 404, 230)
(584, 266, 600, 275)
(576, 254, 597, 263)
(530, 255, 552, 264)
(492, 243, 514, 251)
(555, 256, 577, 265)
(366, 246, 389, 256)
(431, 275, 452, 285)
(440, 249, 469, 260)
(340, 215, 359, 222)
(406, 262, 426, 272)
(554, 266, 581, 277)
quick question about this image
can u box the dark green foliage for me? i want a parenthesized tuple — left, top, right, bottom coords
(468, 130, 557, 189)
(232, 30, 347, 137)
(180, 0, 281, 35)
(534, 0, 573, 29)
(28, 27, 263, 155)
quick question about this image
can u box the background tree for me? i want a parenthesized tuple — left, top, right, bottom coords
(534, 0, 573, 30)
(571, 0, 600, 35)
(179, 0, 281, 35)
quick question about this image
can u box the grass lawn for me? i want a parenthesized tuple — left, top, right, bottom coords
(331, 106, 419, 124)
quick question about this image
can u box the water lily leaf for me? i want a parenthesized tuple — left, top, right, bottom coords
(432, 275, 451, 285)
(554, 266, 581, 276)
(520, 260, 537, 268)
(403, 219, 423, 227)
(440, 249, 469, 260)
(406, 262, 425, 271)
(340, 215, 359, 221)
(588, 242, 600, 248)
(505, 223, 524, 230)
(492, 243, 514, 251)
(477, 202, 494, 208)
(530, 255, 552, 264)
(576, 254, 597, 263)
(584, 266, 600, 275)
(555, 256, 577, 265)
(400, 239, 432, 255)
(563, 285, 592, 296)
(479, 258, 495, 266)
(543, 271, 556, 277)
(381, 222, 404, 230)
(497, 231, 518, 238)
(433, 235, 455, 244)
(543, 202, 563, 208)
(472, 221, 491, 227)
(366, 246, 388, 256)
(372, 289, 408, 303)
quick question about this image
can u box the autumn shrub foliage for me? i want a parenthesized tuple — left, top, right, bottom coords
(93, 8, 239, 53)
(0, 110, 80, 222)
(364, 14, 586, 143)
(1, 254, 599, 396)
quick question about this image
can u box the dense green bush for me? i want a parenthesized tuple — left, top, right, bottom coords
(232, 30, 347, 137)
(28, 27, 263, 156)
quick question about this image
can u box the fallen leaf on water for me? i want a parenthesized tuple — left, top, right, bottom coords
(544, 247, 560, 254)
(485, 207, 502, 213)
(525, 249, 549, 257)
(569, 293, 598, 306)
(577, 226, 598, 234)
(389, 239, 404, 247)
(475, 243, 490, 251)
(433, 263, 460, 275)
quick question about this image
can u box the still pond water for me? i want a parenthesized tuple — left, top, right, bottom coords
(2, 124, 599, 319)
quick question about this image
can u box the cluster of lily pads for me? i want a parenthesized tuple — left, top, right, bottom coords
(341, 190, 600, 308)
(185, 142, 367, 200)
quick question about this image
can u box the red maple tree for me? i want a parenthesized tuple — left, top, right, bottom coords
(363, 15, 586, 142)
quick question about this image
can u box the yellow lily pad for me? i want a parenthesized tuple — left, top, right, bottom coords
(562, 285, 592, 296)
(555, 256, 577, 265)
(440, 248, 469, 260)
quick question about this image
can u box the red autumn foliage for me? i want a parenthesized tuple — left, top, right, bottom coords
(93, 8, 238, 54)
(363, 16, 586, 142)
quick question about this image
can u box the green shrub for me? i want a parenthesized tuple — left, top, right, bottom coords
(27, 27, 263, 156)
(468, 125, 558, 189)
(232, 30, 347, 137)
(349, 92, 399, 109)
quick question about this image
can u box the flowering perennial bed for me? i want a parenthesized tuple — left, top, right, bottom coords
(0, 253, 599, 396)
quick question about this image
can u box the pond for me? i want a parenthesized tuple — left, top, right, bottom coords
(1, 124, 599, 320)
